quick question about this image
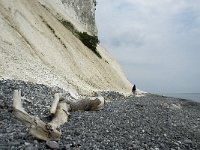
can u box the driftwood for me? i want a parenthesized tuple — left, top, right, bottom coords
(68, 96, 105, 111)
(50, 93, 60, 115)
(13, 90, 105, 141)
(13, 90, 70, 141)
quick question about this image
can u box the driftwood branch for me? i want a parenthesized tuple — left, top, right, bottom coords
(50, 93, 60, 115)
(13, 90, 105, 141)
(13, 90, 25, 113)
(68, 96, 105, 111)
(13, 90, 70, 141)
(49, 100, 70, 127)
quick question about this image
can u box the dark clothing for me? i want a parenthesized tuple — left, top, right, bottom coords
(132, 84, 136, 93)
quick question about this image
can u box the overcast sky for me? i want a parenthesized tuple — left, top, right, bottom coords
(96, 0, 200, 93)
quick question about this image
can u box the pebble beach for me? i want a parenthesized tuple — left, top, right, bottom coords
(0, 79, 199, 150)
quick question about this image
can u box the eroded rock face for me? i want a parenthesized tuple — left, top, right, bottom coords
(61, 0, 97, 35)
(0, 0, 132, 95)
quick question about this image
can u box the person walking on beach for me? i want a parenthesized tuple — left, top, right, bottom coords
(132, 84, 136, 95)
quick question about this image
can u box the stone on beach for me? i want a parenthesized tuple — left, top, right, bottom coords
(0, 79, 200, 149)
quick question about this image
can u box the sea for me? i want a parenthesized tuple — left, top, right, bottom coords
(159, 93, 200, 103)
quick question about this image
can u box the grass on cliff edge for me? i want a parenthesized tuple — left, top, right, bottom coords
(60, 20, 102, 59)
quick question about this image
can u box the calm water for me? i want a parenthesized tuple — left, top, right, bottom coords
(160, 93, 200, 103)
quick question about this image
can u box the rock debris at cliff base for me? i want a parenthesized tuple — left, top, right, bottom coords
(0, 80, 200, 150)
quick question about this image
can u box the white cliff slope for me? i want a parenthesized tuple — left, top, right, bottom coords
(0, 0, 132, 96)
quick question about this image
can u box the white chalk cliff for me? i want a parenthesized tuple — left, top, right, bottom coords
(0, 0, 132, 96)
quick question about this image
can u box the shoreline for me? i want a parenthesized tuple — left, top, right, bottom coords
(157, 93, 200, 103)
(0, 79, 199, 149)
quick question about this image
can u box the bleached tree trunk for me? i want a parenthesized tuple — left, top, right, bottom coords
(13, 90, 105, 141)
(50, 93, 60, 115)
(68, 96, 105, 111)
(13, 90, 70, 141)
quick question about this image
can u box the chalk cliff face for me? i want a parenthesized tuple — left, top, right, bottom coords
(0, 0, 132, 96)
(60, 0, 97, 35)
(39, 0, 97, 35)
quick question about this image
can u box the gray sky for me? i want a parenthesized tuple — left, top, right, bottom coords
(96, 0, 200, 93)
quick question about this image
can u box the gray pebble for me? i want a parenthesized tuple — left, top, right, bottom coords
(46, 141, 59, 149)
(25, 144, 36, 150)
(0, 80, 200, 150)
